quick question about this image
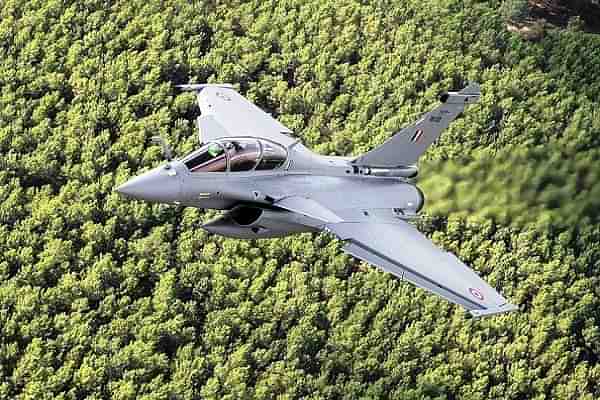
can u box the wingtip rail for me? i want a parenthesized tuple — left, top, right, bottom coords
(439, 81, 481, 105)
(176, 83, 234, 92)
(469, 302, 518, 318)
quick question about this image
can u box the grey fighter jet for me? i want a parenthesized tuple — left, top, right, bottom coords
(116, 83, 517, 318)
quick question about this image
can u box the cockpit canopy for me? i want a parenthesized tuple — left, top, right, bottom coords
(183, 138, 288, 173)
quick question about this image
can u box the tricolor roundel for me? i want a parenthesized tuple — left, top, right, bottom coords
(469, 287, 485, 301)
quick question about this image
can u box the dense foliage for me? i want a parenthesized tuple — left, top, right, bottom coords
(1, 0, 599, 398)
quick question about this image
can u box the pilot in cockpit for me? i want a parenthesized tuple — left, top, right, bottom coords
(182, 138, 287, 173)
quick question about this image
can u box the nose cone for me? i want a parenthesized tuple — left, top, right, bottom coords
(116, 164, 181, 203)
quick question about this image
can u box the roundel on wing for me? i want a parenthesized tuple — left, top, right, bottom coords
(469, 287, 484, 301)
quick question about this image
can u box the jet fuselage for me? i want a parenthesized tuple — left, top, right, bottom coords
(117, 142, 424, 238)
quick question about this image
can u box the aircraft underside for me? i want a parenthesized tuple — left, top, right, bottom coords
(202, 204, 318, 238)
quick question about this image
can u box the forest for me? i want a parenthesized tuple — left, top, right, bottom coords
(1, 0, 600, 398)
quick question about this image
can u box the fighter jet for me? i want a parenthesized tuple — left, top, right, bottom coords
(116, 83, 517, 318)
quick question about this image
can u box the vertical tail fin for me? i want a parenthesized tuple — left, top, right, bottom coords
(353, 83, 481, 167)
